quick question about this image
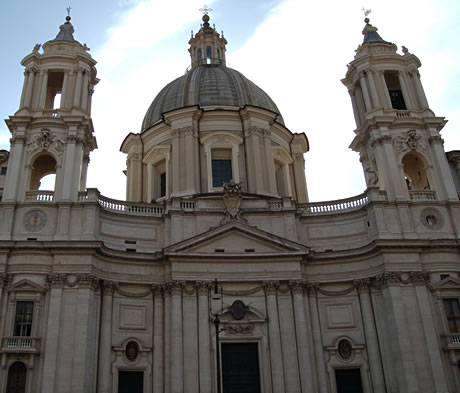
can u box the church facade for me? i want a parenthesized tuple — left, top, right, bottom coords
(0, 11, 460, 393)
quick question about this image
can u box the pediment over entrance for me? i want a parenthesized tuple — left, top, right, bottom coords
(164, 220, 309, 257)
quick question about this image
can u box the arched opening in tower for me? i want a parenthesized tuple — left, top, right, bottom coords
(30, 154, 57, 191)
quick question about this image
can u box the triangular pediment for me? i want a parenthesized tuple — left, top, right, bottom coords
(432, 276, 460, 290)
(164, 220, 309, 257)
(8, 279, 46, 292)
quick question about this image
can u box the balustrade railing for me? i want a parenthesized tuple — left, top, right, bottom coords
(181, 201, 196, 211)
(443, 333, 460, 348)
(2, 336, 39, 351)
(409, 190, 437, 201)
(97, 195, 165, 216)
(25, 190, 54, 201)
(298, 193, 369, 215)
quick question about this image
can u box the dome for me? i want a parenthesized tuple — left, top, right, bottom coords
(141, 64, 284, 131)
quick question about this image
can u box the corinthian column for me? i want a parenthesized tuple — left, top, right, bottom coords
(263, 281, 286, 393)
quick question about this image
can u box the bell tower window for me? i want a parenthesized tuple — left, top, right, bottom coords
(384, 71, 406, 110)
(45, 71, 64, 109)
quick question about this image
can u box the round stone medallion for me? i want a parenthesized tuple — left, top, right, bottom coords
(24, 210, 47, 232)
(420, 208, 443, 230)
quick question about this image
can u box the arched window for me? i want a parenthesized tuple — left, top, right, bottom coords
(206, 46, 212, 64)
(30, 154, 57, 191)
(402, 152, 430, 190)
(6, 362, 27, 393)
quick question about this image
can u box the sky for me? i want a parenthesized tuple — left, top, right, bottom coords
(0, 0, 459, 202)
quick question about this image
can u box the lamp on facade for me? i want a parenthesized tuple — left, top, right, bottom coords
(211, 278, 223, 393)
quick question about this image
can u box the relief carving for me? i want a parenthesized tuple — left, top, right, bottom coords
(225, 324, 254, 335)
(27, 129, 64, 156)
(221, 180, 245, 224)
(394, 129, 428, 155)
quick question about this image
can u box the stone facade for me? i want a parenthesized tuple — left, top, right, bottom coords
(0, 14, 459, 393)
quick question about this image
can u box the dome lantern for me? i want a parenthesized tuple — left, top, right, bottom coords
(188, 12, 227, 68)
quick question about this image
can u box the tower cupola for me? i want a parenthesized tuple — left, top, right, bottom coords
(3, 15, 98, 204)
(342, 17, 458, 203)
(188, 12, 227, 68)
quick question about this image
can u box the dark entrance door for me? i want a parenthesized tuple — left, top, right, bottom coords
(222, 342, 261, 393)
(118, 371, 143, 393)
(335, 368, 364, 393)
(6, 362, 27, 393)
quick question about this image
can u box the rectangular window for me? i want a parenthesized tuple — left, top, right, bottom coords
(160, 172, 166, 198)
(0, 167, 6, 175)
(211, 149, 232, 188)
(444, 299, 460, 333)
(153, 160, 167, 199)
(14, 302, 33, 337)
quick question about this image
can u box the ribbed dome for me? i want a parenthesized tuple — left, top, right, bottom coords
(141, 64, 284, 131)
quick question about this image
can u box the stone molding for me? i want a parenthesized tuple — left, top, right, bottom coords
(262, 280, 279, 295)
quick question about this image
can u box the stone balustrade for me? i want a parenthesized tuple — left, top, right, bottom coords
(409, 190, 437, 201)
(25, 190, 54, 201)
(2, 336, 40, 353)
(297, 193, 369, 215)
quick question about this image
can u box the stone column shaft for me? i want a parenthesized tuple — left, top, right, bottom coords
(291, 284, 316, 393)
(81, 71, 89, 111)
(153, 287, 164, 393)
(24, 69, 36, 108)
(308, 286, 328, 393)
(61, 71, 70, 109)
(97, 282, 114, 393)
(414, 284, 449, 392)
(198, 283, 212, 393)
(41, 281, 64, 393)
(412, 71, 429, 108)
(20, 71, 29, 108)
(39, 70, 49, 109)
(356, 282, 385, 393)
(359, 72, 372, 111)
(264, 282, 286, 393)
(74, 69, 83, 107)
(171, 284, 184, 393)
(367, 71, 380, 108)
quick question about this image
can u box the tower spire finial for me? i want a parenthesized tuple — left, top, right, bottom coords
(66, 5, 72, 22)
(362, 7, 371, 23)
(199, 4, 212, 28)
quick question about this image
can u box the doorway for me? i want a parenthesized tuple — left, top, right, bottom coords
(118, 371, 143, 393)
(221, 342, 261, 393)
(335, 368, 364, 393)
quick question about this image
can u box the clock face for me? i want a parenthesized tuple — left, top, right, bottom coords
(24, 210, 47, 232)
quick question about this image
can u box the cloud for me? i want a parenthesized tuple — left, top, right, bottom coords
(95, 0, 215, 68)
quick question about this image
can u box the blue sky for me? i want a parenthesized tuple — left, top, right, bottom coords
(1, 0, 459, 201)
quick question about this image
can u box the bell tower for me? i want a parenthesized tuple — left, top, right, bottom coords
(3, 15, 98, 203)
(342, 18, 458, 202)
